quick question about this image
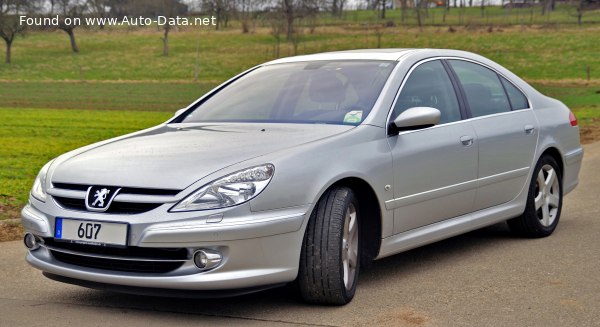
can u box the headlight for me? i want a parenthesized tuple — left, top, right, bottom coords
(170, 164, 275, 212)
(31, 160, 54, 202)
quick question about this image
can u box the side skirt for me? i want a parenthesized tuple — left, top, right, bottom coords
(376, 199, 525, 259)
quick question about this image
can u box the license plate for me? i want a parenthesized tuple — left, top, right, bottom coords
(55, 218, 128, 247)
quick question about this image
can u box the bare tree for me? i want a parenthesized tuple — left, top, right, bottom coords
(236, 0, 268, 33)
(55, 0, 87, 53)
(201, 0, 235, 30)
(574, 0, 594, 25)
(415, 0, 429, 29)
(373, 0, 387, 19)
(86, 0, 110, 29)
(282, 0, 294, 41)
(0, 0, 38, 63)
(328, 0, 346, 17)
(281, 0, 318, 42)
(103, 0, 186, 56)
(543, 0, 558, 15)
(480, 0, 486, 17)
(401, 0, 409, 23)
(267, 10, 284, 57)
(157, 0, 187, 56)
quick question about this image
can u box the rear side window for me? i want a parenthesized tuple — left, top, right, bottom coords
(500, 76, 529, 110)
(392, 60, 461, 125)
(449, 60, 511, 118)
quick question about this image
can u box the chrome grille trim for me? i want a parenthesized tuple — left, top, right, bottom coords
(49, 183, 182, 214)
(47, 188, 85, 199)
(114, 193, 178, 204)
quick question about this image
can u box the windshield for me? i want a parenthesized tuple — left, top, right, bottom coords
(180, 60, 396, 126)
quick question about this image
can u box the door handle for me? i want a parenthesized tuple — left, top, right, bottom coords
(460, 135, 474, 147)
(524, 125, 535, 135)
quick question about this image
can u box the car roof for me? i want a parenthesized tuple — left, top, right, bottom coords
(264, 49, 419, 64)
(263, 48, 482, 65)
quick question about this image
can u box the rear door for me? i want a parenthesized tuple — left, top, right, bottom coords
(387, 59, 478, 234)
(447, 59, 538, 211)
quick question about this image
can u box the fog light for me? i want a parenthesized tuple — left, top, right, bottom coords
(193, 249, 222, 271)
(24, 233, 40, 251)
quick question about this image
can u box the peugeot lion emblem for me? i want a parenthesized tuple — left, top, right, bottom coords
(85, 186, 121, 212)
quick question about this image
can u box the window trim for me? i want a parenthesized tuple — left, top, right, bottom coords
(444, 58, 532, 112)
(386, 56, 533, 136)
(441, 59, 470, 120)
(498, 74, 531, 111)
(386, 58, 464, 135)
(169, 66, 261, 124)
(175, 60, 398, 126)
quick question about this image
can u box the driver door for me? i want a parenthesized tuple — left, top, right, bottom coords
(387, 60, 479, 234)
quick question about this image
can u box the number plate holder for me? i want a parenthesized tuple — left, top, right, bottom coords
(54, 217, 129, 248)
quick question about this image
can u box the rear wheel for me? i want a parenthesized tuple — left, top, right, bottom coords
(298, 187, 360, 305)
(508, 155, 562, 237)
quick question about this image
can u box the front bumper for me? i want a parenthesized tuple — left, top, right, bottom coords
(22, 201, 309, 291)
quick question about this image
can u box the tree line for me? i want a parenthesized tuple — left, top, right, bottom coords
(1, 0, 598, 64)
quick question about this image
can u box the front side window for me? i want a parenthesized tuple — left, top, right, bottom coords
(391, 60, 461, 125)
(181, 61, 396, 126)
(449, 60, 511, 118)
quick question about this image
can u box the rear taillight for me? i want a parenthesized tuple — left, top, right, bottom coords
(569, 111, 578, 126)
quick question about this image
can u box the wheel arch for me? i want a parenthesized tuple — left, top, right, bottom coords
(538, 146, 564, 178)
(327, 177, 382, 267)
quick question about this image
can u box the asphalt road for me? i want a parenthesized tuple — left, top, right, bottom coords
(1, 142, 599, 327)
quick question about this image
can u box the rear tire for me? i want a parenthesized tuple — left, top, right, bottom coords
(298, 187, 360, 305)
(508, 155, 563, 238)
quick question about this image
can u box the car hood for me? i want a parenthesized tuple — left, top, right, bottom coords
(51, 123, 353, 190)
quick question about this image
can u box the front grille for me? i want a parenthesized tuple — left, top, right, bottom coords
(53, 196, 87, 211)
(51, 183, 181, 215)
(53, 196, 163, 214)
(53, 183, 180, 196)
(45, 239, 188, 274)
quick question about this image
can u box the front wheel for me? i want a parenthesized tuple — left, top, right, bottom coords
(508, 155, 563, 238)
(298, 187, 360, 305)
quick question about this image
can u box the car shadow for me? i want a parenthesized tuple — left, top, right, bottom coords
(359, 221, 516, 286)
(67, 221, 520, 316)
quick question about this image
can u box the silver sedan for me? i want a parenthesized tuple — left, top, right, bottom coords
(22, 49, 583, 305)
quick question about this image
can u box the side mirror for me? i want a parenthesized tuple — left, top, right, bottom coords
(391, 107, 441, 133)
(174, 108, 186, 117)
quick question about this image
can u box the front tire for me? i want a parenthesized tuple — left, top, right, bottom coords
(508, 155, 563, 238)
(298, 187, 360, 305)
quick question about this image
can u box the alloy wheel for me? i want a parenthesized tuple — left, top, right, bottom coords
(342, 203, 358, 291)
(534, 164, 560, 227)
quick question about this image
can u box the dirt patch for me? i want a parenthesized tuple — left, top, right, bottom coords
(0, 201, 21, 221)
(580, 119, 600, 144)
(0, 221, 23, 242)
(375, 307, 431, 326)
(0, 201, 23, 242)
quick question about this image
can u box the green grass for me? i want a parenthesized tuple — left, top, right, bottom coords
(1, 25, 599, 82)
(0, 81, 212, 110)
(0, 108, 171, 210)
(533, 83, 600, 125)
(534, 83, 600, 108)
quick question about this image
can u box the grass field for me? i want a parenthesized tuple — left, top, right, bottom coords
(0, 13, 599, 225)
(0, 81, 211, 110)
(1, 25, 599, 82)
(0, 108, 171, 205)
